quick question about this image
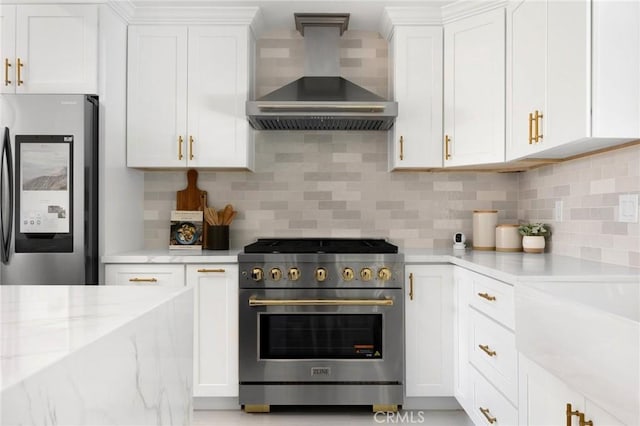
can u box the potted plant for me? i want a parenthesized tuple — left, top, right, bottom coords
(518, 223, 550, 253)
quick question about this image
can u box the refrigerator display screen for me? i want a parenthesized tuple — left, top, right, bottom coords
(19, 140, 71, 234)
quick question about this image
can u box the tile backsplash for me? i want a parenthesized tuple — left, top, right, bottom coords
(519, 144, 640, 267)
(142, 29, 639, 268)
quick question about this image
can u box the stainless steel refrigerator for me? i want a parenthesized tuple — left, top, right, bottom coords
(0, 94, 98, 285)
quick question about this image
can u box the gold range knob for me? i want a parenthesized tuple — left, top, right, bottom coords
(315, 267, 328, 282)
(378, 267, 392, 281)
(251, 267, 263, 281)
(360, 268, 373, 281)
(342, 267, 355, 281)
(288, 267, 300, 281)
(269, 267, 282, 281)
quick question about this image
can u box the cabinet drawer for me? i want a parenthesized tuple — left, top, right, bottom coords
(469, 272, 514, 329)
(469, 308, 517, 404)
(105, 264, 185, 286)
(471, 367, 518, 426)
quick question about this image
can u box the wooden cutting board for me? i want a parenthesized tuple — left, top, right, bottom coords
(176, 169, 207, 211)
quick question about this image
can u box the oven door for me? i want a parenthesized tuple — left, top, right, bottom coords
(239, 288, 404, 384)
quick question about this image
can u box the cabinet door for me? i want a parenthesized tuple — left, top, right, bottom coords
(453, 267, 472, 412)
(506, 0, 546, 160)
(0, 5, 16, 94)
(127, 26, 188, 168)
(188, 264, 239, 397)
(389, 26, 443, 170)
(105, 264, 185, 287)
(405, 265, 453, 397)
(444, 9, 505, 166)
(519, 353, 584, 426)
(14, 5, 97, 94)
(187, 26, 252, 168)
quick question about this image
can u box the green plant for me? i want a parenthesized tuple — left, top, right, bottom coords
(518, 223, 550, 237)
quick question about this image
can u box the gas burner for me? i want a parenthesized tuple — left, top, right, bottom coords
(243, 238, 398, 254)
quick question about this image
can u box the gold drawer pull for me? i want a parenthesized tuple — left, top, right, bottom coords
(478, 292, 496, 301)
(479, 407, 497, 424)
(129, 277, 158, 283)
(4, 58, 11, 86)
(579, 413, 593, 426)
(178, 135, 184, 160)
(528, 112, 534, 144)
(17, 58, 23, 86)
(479, 344, 497, 357)
(567, 403, 581, 426)
(399, 135, 404, 160)
(444, 134, 451, 160)
(197, 268, 226, 273)
(409, 272, 414, 301)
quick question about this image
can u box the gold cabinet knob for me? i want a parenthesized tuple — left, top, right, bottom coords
(251, 268, 263, 281)
(315, 267, 327, 282)
(269, 267, 282, 281)
(378, 267, 392, 281)
(360, 268, 373, 281)
(288, 267, 300, 281)
(342, 267, 355, 281)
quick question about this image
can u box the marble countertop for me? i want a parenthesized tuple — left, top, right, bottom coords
(0, 285, 192, 392)
(101, 248, 241, 264)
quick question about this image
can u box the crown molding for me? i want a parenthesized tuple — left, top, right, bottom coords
(441, 0, 508, 24)
(379, 6, 443, 40)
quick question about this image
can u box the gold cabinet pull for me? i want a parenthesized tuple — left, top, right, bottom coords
(444, 134, 452, 160)
(534, 110, 543, 142)
(566, 403, 581, 426)
(129, 277, 158, 283)
(4, 58, 11, 86)
(249, 298, 394, 307)
(528, 112, 534, 144)
(197, 268, 226, 273)
(477, 292, 496, 301)
(399, 135, 404, 160)
(409, 272, 414, 301)
(189, 135, 194, 160)
(579, 413, 593, 426)
(479, 407, 497, 424)
(16, 58, 23, 86)
(479, 344, 497, 357)
(178, 135, 184, 160)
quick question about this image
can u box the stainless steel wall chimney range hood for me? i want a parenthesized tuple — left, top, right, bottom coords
(246, 13, 398, 131)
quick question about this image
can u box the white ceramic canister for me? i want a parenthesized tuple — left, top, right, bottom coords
(495, 224, 522, 252)
(472, 210, 498, 250)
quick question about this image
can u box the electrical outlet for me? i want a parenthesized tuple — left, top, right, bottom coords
(619, 194, 639, 223)
(554, 200, 563, 222)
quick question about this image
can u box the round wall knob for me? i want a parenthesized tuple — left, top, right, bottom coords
(360, 267, 373, 281)
(288, 267, 300, 281)
(251, 267, 264, 281)
(378, 267, 392, 281)
(342, 267, 355, 281)
(315, 267, 328, 282)
(269, 267, 282, 281)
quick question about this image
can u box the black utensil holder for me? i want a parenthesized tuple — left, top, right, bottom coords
(205, 225, 229, 250)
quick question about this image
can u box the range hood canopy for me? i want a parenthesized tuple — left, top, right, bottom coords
(246, 13, 397, 131)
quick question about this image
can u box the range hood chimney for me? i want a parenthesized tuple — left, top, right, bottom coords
(246, 13, 398, 131)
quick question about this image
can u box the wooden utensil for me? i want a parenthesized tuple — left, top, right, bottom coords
(176, 169, 207, 211)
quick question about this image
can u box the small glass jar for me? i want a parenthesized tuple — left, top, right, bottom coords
(472, 210, 498, 250)
(495, 224, 522, 252)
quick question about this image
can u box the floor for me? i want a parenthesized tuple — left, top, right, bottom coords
(193, 407, 472, 425)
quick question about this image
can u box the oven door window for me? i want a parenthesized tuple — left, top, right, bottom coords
(259, 314, 382, 359)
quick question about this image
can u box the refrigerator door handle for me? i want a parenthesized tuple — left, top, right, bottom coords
(1, 126, 13, 264)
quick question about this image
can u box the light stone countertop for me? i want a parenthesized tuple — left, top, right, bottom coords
(101, 248, 242, 264)
(0, 285, 192, 392)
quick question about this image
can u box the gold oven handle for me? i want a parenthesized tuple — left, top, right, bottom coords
(248, 298, 394, 307)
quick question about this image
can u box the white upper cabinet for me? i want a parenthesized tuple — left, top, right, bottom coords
(1, 4, 97, 94)
(127, 25, 255, 169)
(444, 9, 505, 167)
(507, 0, 640, 161)
(387, 26, 443, 170)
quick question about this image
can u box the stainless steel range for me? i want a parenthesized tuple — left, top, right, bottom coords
(238, 238, 404, 413)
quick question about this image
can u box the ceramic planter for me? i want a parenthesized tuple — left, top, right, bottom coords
(522, 235, 545, 253)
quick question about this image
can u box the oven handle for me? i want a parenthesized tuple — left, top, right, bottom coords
(248, 297, 394, 307)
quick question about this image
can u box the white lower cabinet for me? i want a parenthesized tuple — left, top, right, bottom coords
(105, 264, 185, 286)
(518, 354, 625, 426)
(188, 264, 239, 397)
(405, 265, 454, 397)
